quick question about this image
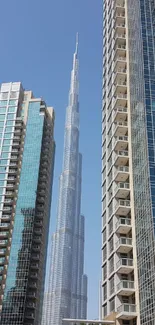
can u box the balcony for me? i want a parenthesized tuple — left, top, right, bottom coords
(117, 304, 137, 320)
(0, 232, 8, 238)
(113, 93, 127, 110)
(114, 121, 128, 137)
(115, 217, 132, 234)
(114, 57, 126, 73)
(114, 150, 129, 166)
(0, 223, 10, 230)
(114, 182, 130, 199)
(113, 107, 128, 123)
(117, 280, 135, 296)
(114, 2, 125, 17)
(26, 302, 35, 309)
(113, 136, 128, 151)
(0, 257, 5, 265)
(114, 166, 129, 182)
(0, 240, 7, 247)
(116, 237, 132, 253)
(0, 249, 6, 256)
(116, 258, 133, 274)
(115, 199, 130, 216)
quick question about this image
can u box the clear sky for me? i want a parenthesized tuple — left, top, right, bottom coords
(0, 0, 102, 319)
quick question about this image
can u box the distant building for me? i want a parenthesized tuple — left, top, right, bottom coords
(42, 36, 87, 325)
(0, 82, 55, 325)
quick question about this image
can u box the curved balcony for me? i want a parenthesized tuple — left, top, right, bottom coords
(116, 258, 133, 274)
(114, 150, 129, 166)
(115, 217, 131, 234)
(117, 280, 135, 296)
(113, 136, 128, 151)
(117, 304, 137, 320)
(114, 166, 129, 182)
(116, 237, 132, 253)
(115, 199, 130, 216)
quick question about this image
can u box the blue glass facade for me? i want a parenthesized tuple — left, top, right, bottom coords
(0, 92, 55, 325)
(127, 0, 155, 323)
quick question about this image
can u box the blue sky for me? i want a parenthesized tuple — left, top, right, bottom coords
(0, 0, 102, 319)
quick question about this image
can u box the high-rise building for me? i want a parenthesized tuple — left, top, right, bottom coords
(102, 0, 155, 325)
(0, 82, 55, 325)
(42, 36, 87, 325)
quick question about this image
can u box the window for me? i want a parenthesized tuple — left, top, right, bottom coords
(9, 100, 16, 106)
(103, 304, 107, 317)
(0, 115, 5, 121)
(3, 139, 11, 145)
(103, 264, 107, 281)
(103, 228, 106, 244)
(103, 245, 107, 261)
(0, 100, 7, 107)
(7, 113, 15, 120)
(1, 153, 8, 159)
(0, 160, 8, 165)
(110, 297, 115, 312)
(103, 283, 107, 301)
(109, 276, 114, 295)
(8, 106, 16, 113)
(109, 236, 114, 254)
(109, 255, 114, 273)
(5, 126, 13, 133)
(0, 108, 7, 114)
(6, 120, 14, 126)
(109, 218, 113, 235)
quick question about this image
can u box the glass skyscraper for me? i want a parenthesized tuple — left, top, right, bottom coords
(102, 0, 155, 325)
(0, 82, 55, 325)
(42, 37, 87, 325)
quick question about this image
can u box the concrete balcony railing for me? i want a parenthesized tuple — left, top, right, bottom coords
(117, 304, 137, 319)
(114, 182, 130, 199)
(116, 258, 133, 274)
(115, 199, 130, 216)
(113, 136, 128, 151)
(116, 237, 132, 253)
(117, 280, 134, 291)
(115, 217, 131, 234)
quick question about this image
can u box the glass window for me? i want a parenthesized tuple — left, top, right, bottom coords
(0, 115, 5, 121)
(152, 100, 155, 111)
(5, 126, 13, 133)
(9, 100, 17, 106)
(3, 139, 11, 145)
(1, 152, 8, 159)
(0, 101, 7, 107)
(0, 167, 6, 172)
(0, 108, 6, 114)
(10, 91, 17, 99)
(4, 133, 12, 139)
(8, 106, 16, 113)
(2, 146, 10, 152)
(0, 181, 4, 186)
(0, 174, 5, 180)
(7, 113, 15, 120)
(0, 188, 3, 195)
(0, 160, 8, 165)
(6, 120, 13, 126)
(0, 122, 4, 127)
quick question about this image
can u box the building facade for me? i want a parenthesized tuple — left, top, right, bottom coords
(0, 82, 55, 325)
(42, 37, 87, 325)
(102, 0, 155, 325)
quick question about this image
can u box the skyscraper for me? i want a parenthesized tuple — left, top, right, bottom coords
(0, 82, 55, 325)
(43, 36, 87, 325)
(102, 1, 155, 325)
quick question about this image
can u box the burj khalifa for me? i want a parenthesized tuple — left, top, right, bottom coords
(42, 35, 87, 325)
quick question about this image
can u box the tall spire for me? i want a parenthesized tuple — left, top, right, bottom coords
(69, 33, 79, 110)
(75, 32, 78, 55)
